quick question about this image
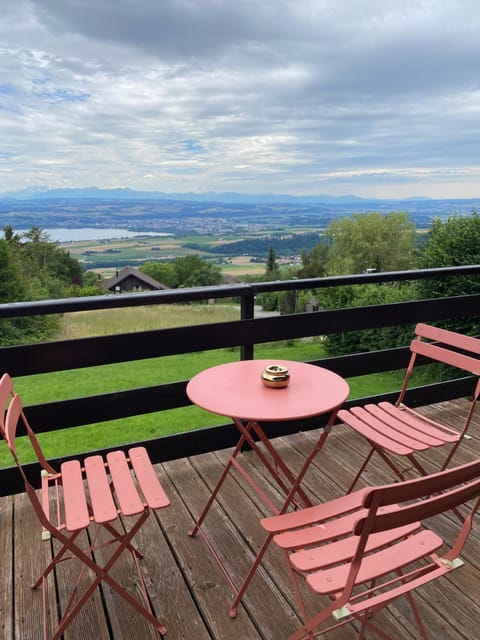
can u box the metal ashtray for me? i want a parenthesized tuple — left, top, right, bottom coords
(261, 364, 290, 388)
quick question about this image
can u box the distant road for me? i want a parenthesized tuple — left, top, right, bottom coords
(253, 306, 280, 318)
(226, 305, 279, 318)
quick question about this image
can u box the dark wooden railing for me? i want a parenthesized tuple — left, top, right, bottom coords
(1, 264, 480, 495)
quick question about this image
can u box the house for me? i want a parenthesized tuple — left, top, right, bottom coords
(103, 266, 169, 293)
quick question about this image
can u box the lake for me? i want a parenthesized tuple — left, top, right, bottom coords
(15, 228, 173, 242)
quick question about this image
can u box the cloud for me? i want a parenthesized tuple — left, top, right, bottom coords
(0, 0, 480, 197)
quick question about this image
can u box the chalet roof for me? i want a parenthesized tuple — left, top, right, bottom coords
(103, 266, 169, 291)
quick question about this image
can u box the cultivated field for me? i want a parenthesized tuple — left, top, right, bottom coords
(59, 231, 303, 277)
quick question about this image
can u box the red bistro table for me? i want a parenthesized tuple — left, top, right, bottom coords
(186, 359, 350, 616)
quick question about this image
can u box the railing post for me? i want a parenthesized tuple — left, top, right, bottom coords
(240, 288, 255, 360)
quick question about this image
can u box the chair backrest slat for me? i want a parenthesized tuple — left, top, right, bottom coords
(356, 459, 480, 536)
(360, 480, 480, 535)
(398, 323, 480, 406)
(411, 339, 480, 374)
(4, 393, 22, 458)
(0, 373, 14, 434)
(415, 323, 480, 355)
(364, 458, 480, 507)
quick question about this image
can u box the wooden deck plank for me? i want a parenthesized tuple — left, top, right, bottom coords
(135, 463, 215, 640)
(92, 518, 160, 640)
(53, 532, 111, 640)
(162, 456, 268, 639)
(13, 492, 57, 640)
(2, 397, 480, 640)
(188, 449, 305, 639)
(0, 496, 13, 640)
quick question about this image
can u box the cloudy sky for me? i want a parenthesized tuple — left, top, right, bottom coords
(1, 0, 480, 199)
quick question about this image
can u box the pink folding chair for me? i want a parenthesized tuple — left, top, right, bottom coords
(261, 458, 480, 640)
(0, 373, 170, 640)
(338, 323, 480, 492)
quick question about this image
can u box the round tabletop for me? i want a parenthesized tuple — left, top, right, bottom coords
(186, 359, 349, 422)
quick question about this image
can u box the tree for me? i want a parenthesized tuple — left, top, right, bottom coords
(0, 236, 57, 345)
(417, 212, 480, 295)
(285, 242, 331, 315)
(0, 226, 88, 345)
(10, 227, 83, 298)
(0, 239, 25, 302)
(140, 261, 177, 288)
(173, 255, 222, 288)
(416, 211, 480, 335)
(319, 212, 418, 356)
(265, 245, 279, 278)
(298, 243, 329, 278)
(322, 282, 418, 356)
(325, 211, 416, 275)
(76, 270, 104, 296)
(259, 245, 281, 310)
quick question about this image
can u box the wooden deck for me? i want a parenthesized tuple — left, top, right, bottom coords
(2, 397, 480, 640)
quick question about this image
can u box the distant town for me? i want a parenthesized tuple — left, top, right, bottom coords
(1, 188, 479, 277)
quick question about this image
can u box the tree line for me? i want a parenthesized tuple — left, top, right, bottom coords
(258, 211, 480, 356)
(183, 232, 322, 256)
(0, 226, 105, 345)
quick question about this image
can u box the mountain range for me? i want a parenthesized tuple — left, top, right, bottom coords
(0, 186, 431, 205)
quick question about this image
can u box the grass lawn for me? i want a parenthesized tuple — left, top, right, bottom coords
(0, 304, 411, 467)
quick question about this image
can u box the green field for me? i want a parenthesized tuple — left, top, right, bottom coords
(0, 304, 408, 467)
(63, 235, 216, 274)
(63, 234, 269, 277)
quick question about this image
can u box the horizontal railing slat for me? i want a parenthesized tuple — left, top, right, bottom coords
(1, 264, 479, 319)
(1, 266, 479, 496)
(4, 293, 480, 376)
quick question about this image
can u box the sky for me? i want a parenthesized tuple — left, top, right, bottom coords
(1, 0, 480, 199)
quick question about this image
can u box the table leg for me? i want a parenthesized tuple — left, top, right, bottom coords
(229, 415, 337, 616)
(189, 408, 340, 616)
(234, 418, 313, 509)
(188, 428, 250, 537)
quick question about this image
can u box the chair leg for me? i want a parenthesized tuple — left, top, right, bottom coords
(96, 517, 144, 558)
(40, 511, 167, 639)
(349, 445, 414, 495)
(229, 532, 274, 617)
(32, 529, 83, 588)
(347, 447, 374, 493)
(405, 590, 429, 639)
(440, 440, 462, 472)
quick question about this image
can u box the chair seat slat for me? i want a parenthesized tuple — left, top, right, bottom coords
(291, 522, 421, 572)
(349, 406, 433, 451)
(366, 403, 454, 445)
(107, 450, 144, 516)
(272, 503, 400, 550)
(306, 530, 443, 594)
(261, 488, 368, 533)
(378, 403, 459, 442)
(338, 409, 413, 455)
(129, 447, 170, 509)
(84, 455, 118, 523)
(61, 460, 90, 531)
(274, 509, 364, 550)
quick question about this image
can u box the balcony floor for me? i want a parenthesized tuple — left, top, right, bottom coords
(2, 397, 480, 640)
